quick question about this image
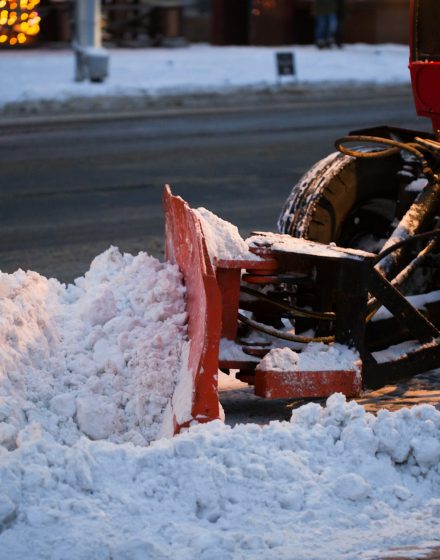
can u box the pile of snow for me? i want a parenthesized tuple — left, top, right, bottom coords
(0, 246, 187, 448)
(257, 343, 360, 372)
(195, 207, 260, 263)
(0, 44, 410, 111)
(219, 338, 259, 362)
(2, 394, 440, 558)
(1, 245, 440, 559)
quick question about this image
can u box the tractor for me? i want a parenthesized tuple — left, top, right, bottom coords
(160, 0, 440, 436)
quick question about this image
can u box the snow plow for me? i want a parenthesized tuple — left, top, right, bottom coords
(163, 0, 440, 433)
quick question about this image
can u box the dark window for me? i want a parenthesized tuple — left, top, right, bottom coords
(413, 0, 440, 61)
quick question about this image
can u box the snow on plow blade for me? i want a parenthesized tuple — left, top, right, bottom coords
(162, 186, 361, 434)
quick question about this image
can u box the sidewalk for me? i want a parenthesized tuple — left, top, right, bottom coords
(0, 43, 411, 118)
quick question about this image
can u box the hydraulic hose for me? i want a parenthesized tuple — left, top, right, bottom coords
(240, 285, 335, 321)
(335, 135, 437, 182)
(238, 312, 334, 344)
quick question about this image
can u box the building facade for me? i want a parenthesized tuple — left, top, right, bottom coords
(0, 0, 409, 48)
(208, 0, 409, 46)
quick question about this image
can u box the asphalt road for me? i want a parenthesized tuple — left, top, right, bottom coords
(0, 86, 430, 282)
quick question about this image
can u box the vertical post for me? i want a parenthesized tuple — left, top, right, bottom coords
(216, 268, 242, 341)
(76, 0, 102, 47)
(74, 0, 109, 83)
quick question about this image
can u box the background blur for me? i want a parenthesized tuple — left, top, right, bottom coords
(0, 0, 408, 50)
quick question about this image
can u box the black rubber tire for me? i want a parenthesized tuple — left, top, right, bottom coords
(278, 150, 404, 249)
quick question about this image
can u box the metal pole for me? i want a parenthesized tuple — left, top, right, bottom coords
(75, 0, 101, 47)
(74, 0, 109, 83)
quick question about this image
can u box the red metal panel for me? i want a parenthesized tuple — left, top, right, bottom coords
(215, 257, 278, 340)
(163, 185, 223, 433)
(255, 369, 362, 399)
(410, 62, 440, 131)
(409, 0, 440, 132)
(216, 268, 241, 341)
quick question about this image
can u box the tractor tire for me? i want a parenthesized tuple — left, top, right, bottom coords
(278, 150, 405, 251)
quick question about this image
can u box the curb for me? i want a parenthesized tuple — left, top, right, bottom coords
(0, 82, 413, 129)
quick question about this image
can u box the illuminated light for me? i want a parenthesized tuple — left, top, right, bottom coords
(0, 0, 41, 47)
(254, 0, 277, 12)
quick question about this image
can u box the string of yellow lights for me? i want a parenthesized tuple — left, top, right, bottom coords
(0, 0, 41, 46)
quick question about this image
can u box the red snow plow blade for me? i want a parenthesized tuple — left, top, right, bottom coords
(162, 186, 222, 433)
(163, 184, 440, 433)
(163, 186, 363, 433)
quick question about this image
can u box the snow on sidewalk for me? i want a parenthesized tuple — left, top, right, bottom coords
(0, 43, 410, 112)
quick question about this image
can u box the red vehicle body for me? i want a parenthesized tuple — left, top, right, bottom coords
(410, 0, 440, 132)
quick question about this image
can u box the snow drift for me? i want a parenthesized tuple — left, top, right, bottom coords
(1, 247, 440, 559)
(0, 246, 188, 448)
(2, 393, 440, 559)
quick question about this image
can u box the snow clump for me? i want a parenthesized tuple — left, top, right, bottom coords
(0, 246, 187, 448)
(195, 207, 260, 263)
(257, 343, 361, 372)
